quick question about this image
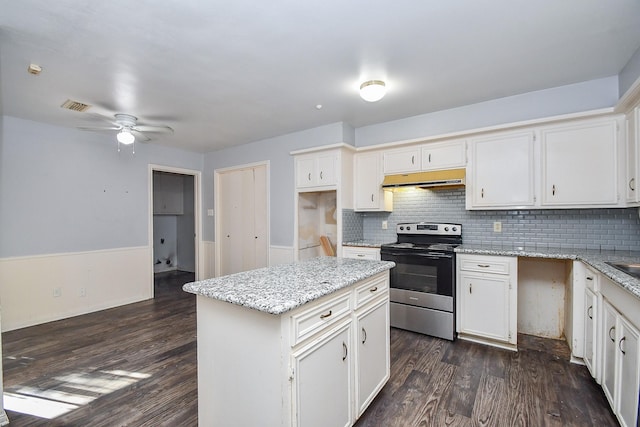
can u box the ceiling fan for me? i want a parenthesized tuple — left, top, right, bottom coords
(78, 113, 174, 151)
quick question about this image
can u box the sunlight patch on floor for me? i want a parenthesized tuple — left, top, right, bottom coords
(4, 369, 152, 420)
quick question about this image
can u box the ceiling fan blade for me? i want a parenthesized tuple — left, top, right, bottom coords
(131, 130, 151, 142)
(132, 125, 174, 134)
(77, 126, 122, 131)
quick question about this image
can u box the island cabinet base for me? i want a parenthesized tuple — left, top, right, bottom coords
(195, 271, 390, 427)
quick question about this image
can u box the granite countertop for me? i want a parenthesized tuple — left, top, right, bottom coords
(455, 244, 640, 300)
(183, 257, 395, 315)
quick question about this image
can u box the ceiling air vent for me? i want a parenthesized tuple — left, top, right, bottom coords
(60, 99, 92, 112)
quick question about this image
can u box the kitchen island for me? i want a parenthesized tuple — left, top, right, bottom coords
(183, 256, 395, 427)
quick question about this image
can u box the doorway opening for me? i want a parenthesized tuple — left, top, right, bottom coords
(150, 166, 201, 297)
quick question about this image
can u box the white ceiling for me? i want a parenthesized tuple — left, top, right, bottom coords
(1, 0, 640, 153)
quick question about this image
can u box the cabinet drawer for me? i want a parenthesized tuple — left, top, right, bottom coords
(355, 274, 388, 308)
(458, 256, 511, 275)
(291, 292, 351, 346)
(343, 247, 380, 261)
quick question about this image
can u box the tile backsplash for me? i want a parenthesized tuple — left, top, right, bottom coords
(347, 188, 640, 251)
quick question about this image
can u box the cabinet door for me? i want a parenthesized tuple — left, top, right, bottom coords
(356, 299, 389, 416)
(626, 107, 640, 204)
(293, 321, 352, 427)
(617, 316, 640, 427)
(317, 154, 336, 186)
(421, 140, 466, 171)
(296, 157, 316, 188)
(469, 130, 535, 208)
(459, 272, 511, 342)
(383, 147, 420, 174)
(601, 300, 618, 407)
(584, 287, 597, 378)
(541, 118, 619, 206)
(354, 152, 391, 212)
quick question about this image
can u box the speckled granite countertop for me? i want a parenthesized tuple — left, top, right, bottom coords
(456, 244, 640, 300)
(183, 257, 395, 315)
(342, 240, 393, 248)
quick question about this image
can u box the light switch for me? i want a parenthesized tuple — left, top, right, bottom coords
(493, 221, 502, 233)
(382, 221, 388, 230)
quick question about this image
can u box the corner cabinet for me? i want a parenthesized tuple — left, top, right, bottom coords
(354, 152, 392, 212)
(456, 254, 518, 350)
(195, 271, 390, 427)
(541, 117, 621, 206)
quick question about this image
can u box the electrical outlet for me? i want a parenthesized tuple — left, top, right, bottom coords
(53, 287, 62, 298)
(382, 221, 388, 230)
(493, 221, 502, 233)
(79, 287, 86, 297)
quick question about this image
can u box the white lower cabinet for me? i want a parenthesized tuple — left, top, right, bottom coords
(293, 320, 353, 427)
(342, 246, 381, 261)
(601, 298, 640, 427)
(456, 254, 517, 350)
(355, 298, 390, 416)
(583, 286, 598, 379)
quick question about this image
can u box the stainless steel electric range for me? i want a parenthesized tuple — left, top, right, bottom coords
(380, 222, 461, 341)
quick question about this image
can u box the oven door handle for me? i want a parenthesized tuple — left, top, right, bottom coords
(383, 252, 452, 259)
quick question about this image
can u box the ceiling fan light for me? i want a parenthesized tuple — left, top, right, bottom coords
(360, 80, 386, 102)
(117, 129, 135, 145)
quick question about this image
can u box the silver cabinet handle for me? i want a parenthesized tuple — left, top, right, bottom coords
(342, 342, 348, 361)
(552, 184, 556, 196)
(469, 283, 472, 294)
(609, 326, 616, 342)
(357, 254, 365, 257)
(586, 276, 593, 281)
(308, 172, 311, 181)
(369, 286, 378, 293)
(411, 155, 415, 164)
(362, 328, 367, 344)
(371, 194, 374, 202)
(481, 188, 484, 198)
(428, 153, 431, 163)
(320, 171, 323, 180)
(587, 305, 593, 319)
(630, 178, 636, 191)
(477, 264, 490, 268)
(619, 336, 627, 355)
(320, 310, 332, 319)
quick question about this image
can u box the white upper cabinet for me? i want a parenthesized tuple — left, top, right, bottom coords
(296, 152, 337, 189)
(354, 152, 392, 212)
(467, 130, 536, 209)
(421, 139, 466, 171)
(625, 106, 640, 204)
(541, 117, 620, 206)
(382, 146, 421, 174)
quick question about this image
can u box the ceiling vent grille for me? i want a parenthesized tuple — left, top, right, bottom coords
(60, 99, 92, 112)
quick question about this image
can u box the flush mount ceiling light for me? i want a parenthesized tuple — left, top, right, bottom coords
(117, 129, 135, 145)
(359, 80, 386, 102)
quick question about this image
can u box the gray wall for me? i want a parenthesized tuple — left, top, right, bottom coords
(0, 116, 203, 258)
(203, 122, 355, 246)
(355, 77, 618, 147)
(352, 188, 640, 251)
(620, 45, 640, 98)
(177, 175, 195, 271)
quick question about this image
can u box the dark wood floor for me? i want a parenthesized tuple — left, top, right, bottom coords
(3, 273, 617, 426)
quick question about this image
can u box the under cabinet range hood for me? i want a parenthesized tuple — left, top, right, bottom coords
(382, 168, 466, 189)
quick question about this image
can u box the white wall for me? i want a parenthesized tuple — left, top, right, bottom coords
(355, 77, 619, 147)
(0, 116, 203, 330)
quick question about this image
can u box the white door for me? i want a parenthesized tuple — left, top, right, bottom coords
(217, 164, 269, 276)
(293, 321, 352, 427)
(459, 273, 510, 342)
(356, 300, 389, 416)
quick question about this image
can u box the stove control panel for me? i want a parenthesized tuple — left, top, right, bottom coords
(396, 222, 461, 236)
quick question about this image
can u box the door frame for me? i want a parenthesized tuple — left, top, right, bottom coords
(148, 164, 202, 296)
(214, 160, 270, 277)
